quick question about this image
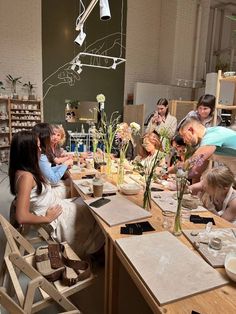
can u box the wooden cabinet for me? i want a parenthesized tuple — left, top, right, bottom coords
(0, 98, 42, 163)
(0, 98, 10, 162)
(214, 70, 236, 126)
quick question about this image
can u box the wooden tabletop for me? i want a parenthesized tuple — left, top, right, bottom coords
(69, 170, 236, 314)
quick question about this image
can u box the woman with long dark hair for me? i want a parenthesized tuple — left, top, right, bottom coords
(146, 98, 177, 139)
(9, 131, 104, 257)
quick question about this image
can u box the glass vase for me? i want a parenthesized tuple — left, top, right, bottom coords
(106, 153, 112, 177)
(173, 198, 182, 236)
(143, 182, 152, 211)
(117, 163, 125, 186)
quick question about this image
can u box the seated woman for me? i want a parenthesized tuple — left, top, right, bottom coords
(133, 132, 165, 173)
(8, 131, 104, 258)
(50, 124, 72, 165)
(189, 166, 236, 224)
(32, 123, 73, 199)
(178, 94, 221, 129)
(168, 134, 187, 174)
(145, 98, 177, 140)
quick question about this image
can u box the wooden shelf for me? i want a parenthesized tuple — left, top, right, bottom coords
(220, 76, 236, 82)
(214, 70, 236, 125)
(0, 145, 10, 148)
(10, 112, 41, 115)
(10, 99, 40, 103)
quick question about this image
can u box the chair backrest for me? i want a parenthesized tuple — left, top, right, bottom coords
(0, 214, 92, 313)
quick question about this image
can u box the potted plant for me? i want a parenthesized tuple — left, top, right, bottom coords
(0, 81, 5, 96)
(23, 81, 36, 100)
(6, 75, 22, 99)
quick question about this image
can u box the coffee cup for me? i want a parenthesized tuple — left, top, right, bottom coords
(92, 178, 103, 197)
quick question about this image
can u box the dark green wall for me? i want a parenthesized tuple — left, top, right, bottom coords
(42, 0, 127, 131)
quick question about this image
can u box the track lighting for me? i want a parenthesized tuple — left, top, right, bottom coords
(99, 0, 111, 20)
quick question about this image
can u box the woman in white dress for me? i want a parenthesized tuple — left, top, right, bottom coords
(9, 131, 104, 258)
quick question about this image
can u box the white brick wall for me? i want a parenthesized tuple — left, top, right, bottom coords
(0, 0, 42, 99)
(124, 0, 161, 102)
(125, 0, 211, 104)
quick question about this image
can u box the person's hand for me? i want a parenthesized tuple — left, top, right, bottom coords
(64, 159, 73, 167)
(45, 204, 62, 222)
(152, 112, 163, 124)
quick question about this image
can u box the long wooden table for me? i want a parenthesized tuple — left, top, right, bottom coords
(69, 170, 236, 314)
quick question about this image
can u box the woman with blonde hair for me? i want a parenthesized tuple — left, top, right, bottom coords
(190, 166, 236, 223)
(51, 124, 72, 165)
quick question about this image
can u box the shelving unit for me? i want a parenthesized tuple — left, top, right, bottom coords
(0, 98, 42, 163)
(214, 70, 236, 126)
(9, 99, 42, 136)
(0, 97, 10, 162)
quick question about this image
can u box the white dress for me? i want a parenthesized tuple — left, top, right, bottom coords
(29, 183, 105, 258)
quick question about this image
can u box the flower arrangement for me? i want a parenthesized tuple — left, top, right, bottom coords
(133, 141, 166, 210)
(173, 154, 205, 235)
(96, 94, 106, 103)
(115, 122, 140, 184)
(100, 111, 121, 175)
(89, 124, 102, 155)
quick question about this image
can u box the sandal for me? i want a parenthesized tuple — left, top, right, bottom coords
(35, 246, 64, 282)
(48, 243, 64, 269)
(60, 244, 91, 282)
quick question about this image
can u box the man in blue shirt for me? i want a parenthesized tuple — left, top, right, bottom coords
(179, 117, 236, 182)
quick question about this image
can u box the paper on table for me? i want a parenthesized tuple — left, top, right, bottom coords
(151, 191, 207, 213)
(116, 232, 228, 305)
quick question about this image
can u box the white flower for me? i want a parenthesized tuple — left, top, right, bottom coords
(96, 94, 106, 103)
(130, 122, 140, 132)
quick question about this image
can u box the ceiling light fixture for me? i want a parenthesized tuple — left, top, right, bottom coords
(74, 25, 86, 46)
(76, 0, 111, 32)
(99, 0, 111, 20)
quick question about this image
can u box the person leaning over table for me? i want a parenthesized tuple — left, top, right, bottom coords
(177, 94, 221, 130)
(145, 98, 177, 139)
(179, 116, 236, 183)
(189, 166, 236, 224)
(32, 123, 73, 199)
(8, 130, 104, 258)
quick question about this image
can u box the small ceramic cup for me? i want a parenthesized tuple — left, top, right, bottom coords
(93, 178, 103, 198)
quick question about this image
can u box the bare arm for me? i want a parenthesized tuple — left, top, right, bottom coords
(189, 145, 216, 182)
(15, 173, 62, 225)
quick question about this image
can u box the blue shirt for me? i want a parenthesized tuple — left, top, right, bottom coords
(200, 127, 236, 156)
(39, 154, 67, 184)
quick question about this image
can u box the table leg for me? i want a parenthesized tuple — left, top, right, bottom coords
(104, 236, 119, 314)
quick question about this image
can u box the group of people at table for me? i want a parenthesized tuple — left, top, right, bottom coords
(8, 93, 236, 264)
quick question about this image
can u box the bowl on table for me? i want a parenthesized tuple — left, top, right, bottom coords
(119, 183, 142, 195)
(182, 194, 201, 209)
(225, 252, 236, 282)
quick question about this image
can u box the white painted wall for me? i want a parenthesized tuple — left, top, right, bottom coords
(124, 0, 161, 102)
(0, 0, 42, 99)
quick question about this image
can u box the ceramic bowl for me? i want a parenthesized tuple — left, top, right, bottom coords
(119, 183, 142, 195)
(182, 194, 200, 209)
(224, 252, 236, 282)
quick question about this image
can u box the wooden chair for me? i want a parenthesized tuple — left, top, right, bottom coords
(0, 214, 94, 313)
